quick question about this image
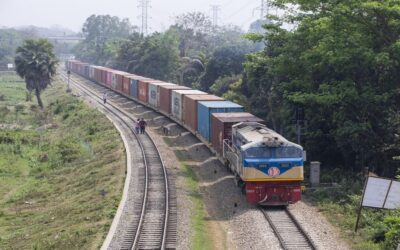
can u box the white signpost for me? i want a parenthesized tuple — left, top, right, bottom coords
(355, 176, 400, 231)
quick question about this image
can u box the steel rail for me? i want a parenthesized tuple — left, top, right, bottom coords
(59, 73, 170, 250)
(260, 207, 317, 250)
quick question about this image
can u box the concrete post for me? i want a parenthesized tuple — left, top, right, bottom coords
(310, 161, 320, 187)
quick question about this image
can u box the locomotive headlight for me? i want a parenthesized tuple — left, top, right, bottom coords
(280, 163, 290, 167)
(259, 164, 268, 168)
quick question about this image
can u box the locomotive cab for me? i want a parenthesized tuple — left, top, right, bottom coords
(223, 122, 304, 206)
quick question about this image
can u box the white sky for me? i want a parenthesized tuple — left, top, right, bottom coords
(0, 0, 267, 33)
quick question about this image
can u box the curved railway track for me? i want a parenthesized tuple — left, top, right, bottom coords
(62, 70, 318, 250)
(260, 207, 317, 250)
(59, 72, 176, 249)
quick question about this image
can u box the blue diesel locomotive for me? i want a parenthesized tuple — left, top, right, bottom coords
(223, 122, 304, 205)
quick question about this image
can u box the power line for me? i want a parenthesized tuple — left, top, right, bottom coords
(138, 0, 150, 35)
(225, 1, 254, 21)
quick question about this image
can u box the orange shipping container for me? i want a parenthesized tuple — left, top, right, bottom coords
(183, 94, 224, 131)
(138, 79, 162, 103)
(158, 85, 190, 114)
(122, 75, 135, 96)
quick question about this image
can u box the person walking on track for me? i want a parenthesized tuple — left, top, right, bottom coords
(103, 92, 107, 104)
(135, 118, 140, 134)
(139, 118, 147, 134)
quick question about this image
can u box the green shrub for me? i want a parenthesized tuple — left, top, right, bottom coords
(56, 139, 81, 164)
(53, 103, 63, 115)
(383, 216, 400, 249)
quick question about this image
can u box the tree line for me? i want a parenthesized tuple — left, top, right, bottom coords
(73, 1, 400, 178)
(74, 13, 260, 92)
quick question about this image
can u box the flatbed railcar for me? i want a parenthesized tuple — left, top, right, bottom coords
(65, 60, 305, 206)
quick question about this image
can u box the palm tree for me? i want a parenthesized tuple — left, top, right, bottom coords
(14, 39, 58, 109)
(177, 56, 205, 86)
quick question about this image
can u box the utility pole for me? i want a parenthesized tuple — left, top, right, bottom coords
(295, 107, 307, 145)
(67, 70, 71, 92)
(257, 0, 268, 19)
(138, 0, 150, 36)
(210, 5, 221, 27)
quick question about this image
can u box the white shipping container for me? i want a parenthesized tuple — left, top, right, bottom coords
(171, 89, 206, 121)
(111, 72, 117, 89)
(148, 82, 175, 108)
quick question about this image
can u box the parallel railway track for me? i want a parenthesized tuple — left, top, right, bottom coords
(260, 207, 317, 250)
(62, 70, 317, 250)
(59, 72, 176, 249)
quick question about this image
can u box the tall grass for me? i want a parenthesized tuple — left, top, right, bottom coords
(0, 74, 125, 249)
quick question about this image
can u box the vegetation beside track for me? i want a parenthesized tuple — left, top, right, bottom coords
(306, 173, 400, 250)
(0, 72, 125, 249)
(163, 137, 216, 249)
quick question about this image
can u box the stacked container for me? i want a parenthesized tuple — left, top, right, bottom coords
(105, 70, 112, 87)
(148, 82, 175, 108)
(197, 101, 244, 141)
(138, 79, 163, 103)
(101, 68, 109, 85)
(211, 112, 264, 155)
(112, 71, 125, 90)
(171, 89, 207, 121)
(159, 85, 190, 115)
(183, 94, 224, 131)
(94, 66, 106, 84)
(127, 75, 149, 99)
(88, 66, 95, 80)
(122, 74, 135, 96)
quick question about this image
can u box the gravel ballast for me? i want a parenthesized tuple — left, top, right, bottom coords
(72, 73, 351, 250)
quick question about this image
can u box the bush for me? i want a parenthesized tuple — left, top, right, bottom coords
(56, 139, 81, 164)
(383, 216, 400, 249)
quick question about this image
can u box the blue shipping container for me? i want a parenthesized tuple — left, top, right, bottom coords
(197, 101, 244, 141)
(130, 79, 138, 99)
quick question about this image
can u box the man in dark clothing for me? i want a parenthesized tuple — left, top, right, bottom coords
(139, 118, 147, 134)
(103, 92, 107, 104)
(135, 118, 140, 134)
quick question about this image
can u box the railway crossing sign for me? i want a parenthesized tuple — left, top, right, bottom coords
(355, 176, 400, 231)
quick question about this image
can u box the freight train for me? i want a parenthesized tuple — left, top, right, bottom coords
(65, 60, 305, 206)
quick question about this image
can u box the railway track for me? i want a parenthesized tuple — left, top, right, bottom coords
(260, 207, 317, 250)
(59, 72, 177, 249)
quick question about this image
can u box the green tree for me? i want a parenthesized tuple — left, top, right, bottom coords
(174, 12, 213, 57)
(14, 39, 58, 109)
(240, 0, 400, 175)
(210, 75, 242, 97)
(200, 44, 254, 91)
(0, 28, 36, 68)
(177, 56, 205, 87)
(115, 30, 180, 82)
(75, 15, 137, 65)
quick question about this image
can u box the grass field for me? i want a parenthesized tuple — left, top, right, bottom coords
(0, 73, 126, 249)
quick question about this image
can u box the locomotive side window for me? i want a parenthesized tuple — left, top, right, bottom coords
(275, 146, 303, 158)
(244, 147, 272, 158)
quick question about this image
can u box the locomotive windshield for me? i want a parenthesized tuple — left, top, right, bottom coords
(243, 146, 302, 158)
(244, 147, 272, 158)
(275, 146, 303, 158)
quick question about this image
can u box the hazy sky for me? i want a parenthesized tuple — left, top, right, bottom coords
(0, 0, 265, 33)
